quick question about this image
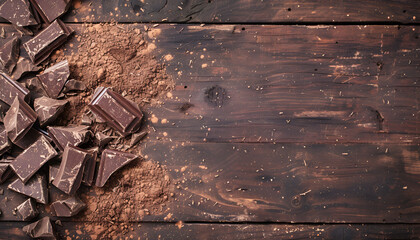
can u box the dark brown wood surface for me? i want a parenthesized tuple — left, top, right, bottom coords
(1, 0, 420, 23)
(1, 0, 420, 238)
(63, 0, 420, 24)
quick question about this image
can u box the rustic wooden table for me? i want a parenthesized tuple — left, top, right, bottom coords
(1, 0, 420, 239)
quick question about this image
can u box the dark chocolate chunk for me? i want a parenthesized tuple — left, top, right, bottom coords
(12, 127, 41, 150)
(0, 124, 11, 156)
(130, 131, 147, 147)
(0, 158, 13, 183)
(4, 97, 37, 143)
(0, 72, 30, 106)
(63, 79, 86, 93)
(10, 136, 57, 183)
(23, 19, 72, 65)
(89, 87, 143, 136)
(53, 145, 89, 195)
(25, 76, 48, 97)
(29, 0, 71, 23)
(8, 174, 48, 204)
(82, 147, 98, 186)
(50, 196, 86, 217)
(48, 125, 91, 151)
(22, 217, 55, 239)
(0, 37, 20, 74)
(49, 164, 59, 183)
(16, 198, 38, 221)
(95, 149, 138, 187)
(34, 96, 68, 127)
(94, 132, 114, 148)
(37, 60, 70, 98)
(11, 57, 41, 80)
(0, 0, 39, 27)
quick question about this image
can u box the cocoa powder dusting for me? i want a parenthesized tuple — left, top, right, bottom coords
(61, 22, 173, 124)
(80, 160, 173, 239)
(52, 23, 175, 239)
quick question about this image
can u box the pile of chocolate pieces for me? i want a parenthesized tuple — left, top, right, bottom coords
(0, 0, 146, 238)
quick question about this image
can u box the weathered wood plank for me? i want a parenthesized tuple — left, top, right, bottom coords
(2, 24, 418, 143)
(62, 0, 420, 24)
(143, 24, 420, 144)
(1, 221, 420, 240)
(1, 143, 419, 223)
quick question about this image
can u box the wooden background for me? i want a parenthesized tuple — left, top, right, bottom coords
(1, 0, 420, 239)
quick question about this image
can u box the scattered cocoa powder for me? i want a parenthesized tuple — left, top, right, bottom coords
(80, 160, 173, 239)
(59, 22, 173, 124)
(50, 23, 175, 239)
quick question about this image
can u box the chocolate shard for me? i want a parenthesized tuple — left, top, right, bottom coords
(29, 0, 71, 23)
(10, 136, 57, 183)
(11, 57, 41, 80)
(0, 0, 39, 27)
(0, 72, 30, 106)
(13, 127, 42, 150)
(4, 97, 37, 143)
(34, 96, 68, 127)
(16, 198, 38, 221)
(53, 145, 89, 195)
(50, 196, 86, 217)
(48, 125, 91, 151)
(130, 131, 147, 147)
(23, 19, 72, 65)
(0, 158, 14, 183)
(89, 87, 143, 136)
(82, 147, 98, 186)
(37, 60, 70, 98)
(22, 217, 55, 239)
(25, 77, 48, 97)
(8, 174, 48, 204)
(0, 124, 11, 156)
(49, 164, 59, 183)
(63, 79, 86, 93)
(95, 149, 138, 187)
(0, 37, 20, 74)
(94, 132, 114, 148)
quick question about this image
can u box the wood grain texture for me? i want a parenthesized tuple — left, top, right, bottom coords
(61, 0, 420, 24)
(1, 222, 420, 240)
(143, 24, 420, 144)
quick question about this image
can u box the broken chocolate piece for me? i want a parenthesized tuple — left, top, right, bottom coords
(0, 124, 11, 156)
(22, 217, 55, 239)
(37, 60, 70, 98)
(0, 72, 30, 106)
(48, 125, 91, 151)
(34, 96, 68, 127)
(82, 147, 98, 186)
(53, 145, 89, 195)
(130, 131, 147, 147)
(95, 149, 138, 187)
(0, 0, 38, 27)
(94, 132, 114, 148)
(0, 158, 13, 183)
(25, 76, 48, 97)
(23, 19, 72, 65)
(4, 97, 37, 143)
(12, 127, 41, 150)
(10, 136, 57, 183)
(50, 196, 86, 217)
(63, 79, 86, 93)
(16, 198, 38, 221)
(8, 174, 48, 204)
(29, 0, 71, 23)
(0, 37, 20, 74)
(11, 57, 41, 80)
(49, 164, 59, 183)
(89, 87, 143, 136)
